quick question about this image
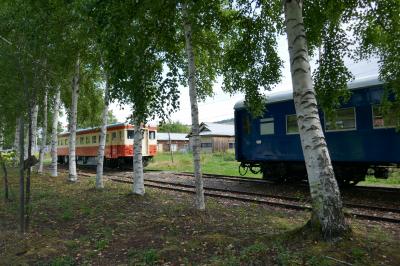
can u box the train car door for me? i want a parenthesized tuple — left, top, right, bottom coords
(110, 131, 118, 158)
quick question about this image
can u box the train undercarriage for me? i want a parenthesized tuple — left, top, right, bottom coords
(239, 161, 396, 186)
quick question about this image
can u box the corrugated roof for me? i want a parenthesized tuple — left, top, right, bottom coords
(234, 75, 383, 109)
(199, 122, 234, 136)
(157, 133, 189, 141)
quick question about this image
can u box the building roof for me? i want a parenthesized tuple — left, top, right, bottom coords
(234, 75, 384, 109)
(157, 133, 189, 141)
(196, 122, 235, 137)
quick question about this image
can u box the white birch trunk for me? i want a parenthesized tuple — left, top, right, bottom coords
(14, 118, 20, 164)
(95, 76, 110, 189)
(132, 118, 145, 195)
(68, 57, 80, 182)
(183, 3, 205, 210)
(50, 88, 61, 177)
(38, 91, 48, 173)
(31, 104, 39, 156)
(284, 0, 348, 239)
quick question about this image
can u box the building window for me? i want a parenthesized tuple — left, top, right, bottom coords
(149, 131, 156, 140)
(260, 117, 274, 135)
(372, 105, 397, 128)
(106, 134, 109, 143)
(119, 131, 122, 139)
(325, 108, 356, 131)
(80, 137, 84, 144)
(65, 139, 68, 145)
(228, 142, 235, 149)
(286, 115, 299, 134)
(98, 135, 101, 142)
(92, 136, 97, 144)
(112, 132, 117, 140)
(86, 136, 90, 144)
(201, 143, 212, 148)
(127, 130, 134, 139)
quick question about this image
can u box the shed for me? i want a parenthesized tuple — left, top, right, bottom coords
(157, 133, 189, 152)
(188, 122, 235, 153)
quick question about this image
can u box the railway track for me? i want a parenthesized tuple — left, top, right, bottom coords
(179, 172, 400, 195)
(103, 174, 400, 224)
(57, 167, 400, 223)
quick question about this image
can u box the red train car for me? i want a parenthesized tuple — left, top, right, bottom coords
(57, 123, 157, 167)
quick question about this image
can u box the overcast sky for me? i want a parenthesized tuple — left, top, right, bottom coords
(61, 35, 379, 128)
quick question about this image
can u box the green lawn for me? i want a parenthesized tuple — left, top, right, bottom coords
(146, 151, 262, 178)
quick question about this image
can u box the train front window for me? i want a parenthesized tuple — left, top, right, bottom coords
(260, 118, 274, 135)
(372, 105, 397, 128)
(127, 130, 134, 139)
(325, 108, 356, 131)
(286, 115, 299, 134)
(149, 131, 156, 140)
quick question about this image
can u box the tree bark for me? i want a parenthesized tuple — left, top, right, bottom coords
(68, 57, 80, 182)
(38, 91, 48, 174)
(182, 3, 205, 210)
(95, 75, 110, 189)
(30, 104, 39, 157)
(0, 153, 9, 201)
(18, 117, 25, 233)
(14, 118, 20, 165)
(283, 0, 348, 239)
(26, 102, 33, 231)
(132, 118, 145, 195)
(50, 88, 61, 177)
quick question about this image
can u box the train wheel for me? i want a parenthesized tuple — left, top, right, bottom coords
(338, 179, 360, 187)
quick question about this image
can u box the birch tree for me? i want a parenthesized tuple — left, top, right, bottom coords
(68, 57, 80, 182)
(182, 3, 205, 210)
(283, 0, 348, 239)
(50, 89, 61, 177)
(38, 91, 48, 174)
(88, 0, 180, 195)
(95, 74, 110, 189)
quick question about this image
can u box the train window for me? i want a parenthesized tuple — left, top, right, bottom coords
(149, 131, 156, 140)
(260, 118, 274, 135)
(372, 105, 397, 128)
(86, 136, 90, 144)
(286, 115, 299, 134)
(127, 130, 134, 139)
(92, 136, 97, 144)
(325, 108, 356, 131)
(112, 132, 117, 140)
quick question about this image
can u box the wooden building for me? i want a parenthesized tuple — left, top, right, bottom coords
(188, 122, 235, 153)
(157, 133, 189, 152)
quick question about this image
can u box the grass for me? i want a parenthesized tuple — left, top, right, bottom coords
(147, 151, 262, 178)
(1, 169, 400, 265)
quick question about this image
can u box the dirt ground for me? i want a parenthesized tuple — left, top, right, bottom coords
(1, 172, 399, 265)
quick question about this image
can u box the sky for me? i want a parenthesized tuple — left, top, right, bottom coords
(61, 35, 379, 128)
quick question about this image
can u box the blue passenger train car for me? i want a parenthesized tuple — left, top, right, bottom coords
(234, 76, 400, 185)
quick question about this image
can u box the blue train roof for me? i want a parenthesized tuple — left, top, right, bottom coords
(234, 75, 384, 110)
